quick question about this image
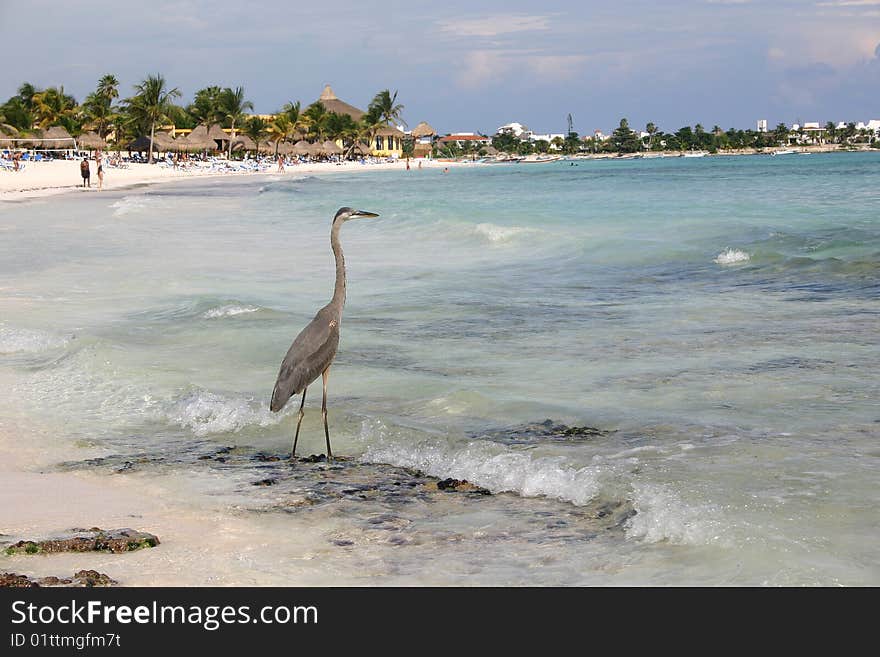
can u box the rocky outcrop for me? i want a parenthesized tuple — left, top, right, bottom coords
(4, 528, 159, 556)
(0, 570, 117, 587)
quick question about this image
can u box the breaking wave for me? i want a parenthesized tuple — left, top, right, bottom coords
(714, 248, 750, 265)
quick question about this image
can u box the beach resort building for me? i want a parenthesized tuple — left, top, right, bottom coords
(410, 121, 436, 157)
(437, 133, 491, 149)
(315, 85, 404, 158)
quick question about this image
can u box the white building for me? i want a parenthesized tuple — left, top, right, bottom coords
(757, 119, 768, 133)
(496, 122, 533, 139)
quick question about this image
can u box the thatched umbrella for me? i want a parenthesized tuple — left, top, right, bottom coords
(187, 125, 218, 151)
(151, 131, 177, 152)
(78, 131, 107, 150)
(411, 121, 436, 138)
(322, 139, 343, 156)
(207, 124, 229, 149)
(231, 135, 257, 152)
(0, 123, 20, 138)
(40, 126, 76, 149)
(293, 140, 311, 156)
(258, 140, 277, 154)
(306, 141, 324, 157)
(277, 141, 296, 155)
(352, 142, 372, 155)
(482, 145, 498, 156)
(127, 135, 159, 152)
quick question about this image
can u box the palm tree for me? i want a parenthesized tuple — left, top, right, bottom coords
(31, 86, 78, 130)
(82, 74, 120, 139)
(96, 75, 119, 103)
(645, 122, 658, 150)
(267, 113, 295, 157)
(280, 101, 309, 140)
(303, 102, 329, 141)
(128, 74, 181, 163)
(824, 121, 837, 145)
(244, 116, 268, 152)
(187, 86, 224, 126)
(220, 87, 254, 158)
(368, 89, 406, 128)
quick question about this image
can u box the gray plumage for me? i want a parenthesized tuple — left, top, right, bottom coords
(270, 206, 379, 460)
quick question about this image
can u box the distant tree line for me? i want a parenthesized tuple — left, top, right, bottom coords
(483, 118, 879, 156)
(0, 75, 407, 161)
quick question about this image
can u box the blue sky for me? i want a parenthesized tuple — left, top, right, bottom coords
(1, 0, 878, 135)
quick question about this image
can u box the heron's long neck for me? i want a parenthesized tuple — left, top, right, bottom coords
(330, 221, 346, 308)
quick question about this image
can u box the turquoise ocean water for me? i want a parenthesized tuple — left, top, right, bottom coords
(1, 152, 878, 585)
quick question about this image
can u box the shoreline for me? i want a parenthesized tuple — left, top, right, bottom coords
(0, 157, 466, 202)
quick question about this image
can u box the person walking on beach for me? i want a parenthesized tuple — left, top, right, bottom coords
(12, 151, 21, 171)
(95, 150, 104, 191)
(277, 155, 285, 173)
(80, 158, 90, 188)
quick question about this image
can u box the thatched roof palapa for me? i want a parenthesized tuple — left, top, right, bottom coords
(315, 85, 365, 122)
(183, 125, 217, 151)
(306, 141, 324, 157)
(376, 124, 405, 137)
(293, 140, 311, 155)
(77, 131, 107, 150)
(352, 142, 372, 155)
(411, 121, 436, 138)
(207, 124, 229, 142)
(322, 139, 343, 155)
(231, 135, 257, 151)
(40, 126, 76, 149)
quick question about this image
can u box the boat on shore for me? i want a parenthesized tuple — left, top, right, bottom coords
(521, 154, 563, 163)
(682, 151, 708, 158)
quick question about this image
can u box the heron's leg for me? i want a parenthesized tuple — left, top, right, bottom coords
(321, 367, 333, 461)
(290, 388, 307, 461)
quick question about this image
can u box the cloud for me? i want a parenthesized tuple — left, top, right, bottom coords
(453, 48, 590, 89)
(437, 14, 550, 38)
(815, 1, 880, 6)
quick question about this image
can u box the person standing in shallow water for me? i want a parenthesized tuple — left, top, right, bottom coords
(80, 158, 90, 188)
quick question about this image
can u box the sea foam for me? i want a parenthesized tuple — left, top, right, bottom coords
(111, 195, 158, 217)
(625, 482, 728, 546)
(714, 248, 750, 265)
(165, 389, 282, 437)
(202, 304, 262, 319)
(358, 420, 609, 506)
(473, 223, 535, 244)
(0, 325, 71, 354)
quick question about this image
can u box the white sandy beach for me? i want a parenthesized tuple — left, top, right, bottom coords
(0, 157, 461, 201)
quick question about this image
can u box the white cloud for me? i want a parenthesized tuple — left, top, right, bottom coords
(815, 1, 880, 6)
(437, 14, 550, 38)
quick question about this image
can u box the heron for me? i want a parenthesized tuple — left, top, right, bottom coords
(270, 207, 379, 461)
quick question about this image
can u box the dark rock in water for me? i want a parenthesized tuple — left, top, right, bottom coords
(0, 570, 117, 588)
(473, 419, 613, 446)
(434, 478, 491, 495)
(4, 528, 159, 556)
(253, 478, 277, 487)
(299, 454, 327, 463)
(0, 573, 37, 587)
(333, 539, 354, 547)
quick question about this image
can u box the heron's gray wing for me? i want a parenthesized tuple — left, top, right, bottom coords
(270, 306, 340, 412)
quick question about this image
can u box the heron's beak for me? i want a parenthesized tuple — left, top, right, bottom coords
(353, 210, 379, 218)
